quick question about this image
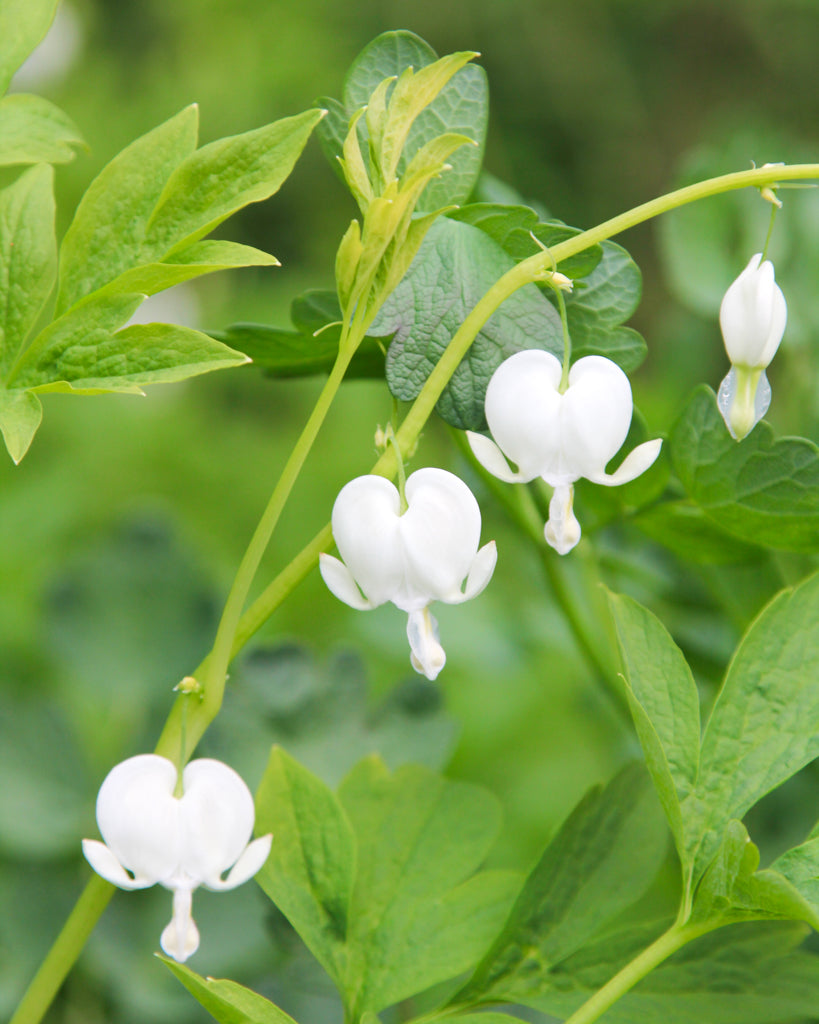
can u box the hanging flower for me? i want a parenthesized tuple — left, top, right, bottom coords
(717, 252, 787, 440)
(82, 754, 272, 963)
(466, 350, 661, 555)
(319, 467, 497, 680)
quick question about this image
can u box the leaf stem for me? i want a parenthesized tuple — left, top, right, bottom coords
(561, 920, 714, 1024)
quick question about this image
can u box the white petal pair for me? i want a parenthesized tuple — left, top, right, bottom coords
(467, 350, 661, 554)
(319, 467, 497, 679)
(82, 754, 272, 962)
(717, 253, 787, 439)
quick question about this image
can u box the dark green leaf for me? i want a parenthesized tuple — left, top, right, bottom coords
(607, 593, 700, 867)
(381, 216, 563, 429)
(449, 204, 602, 280)
(255, 747, 356, 987)
(162, 958, 299, 1024)
(691, 568, 819, 882)
(530, 921, 819, 1024)
(56, 105, 199, 313)
(145, 108, 324, 255)
(0, 163, 56, 376)
(0, 0, 58, 95)
(672, 385, 819, 552)
(564, 241, 646, 372)
(0, 93, 84, 166)
(632, 501, 764, 565)
(455, 764, 667, 1006)
(338, 756, 518, 1017)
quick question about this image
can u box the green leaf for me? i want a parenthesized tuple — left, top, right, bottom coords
(530, 921, 819, 1024)
(0, 163, 56, 376)
(607, 592, 700, 867)
(162, 958, 299, 1024)
(254, 747, 356, 987)
(216, 289, 387, 379)
(145, 108, 324, 255)
(0, 388, 41, 463)
(774, 834, 819, 919)
(381, 216, 563, 429)
(56, 105, 200, 313)
(691, 568, 819, 882)
(338, 756, 518, 1017)
(632, 501, 764, 565)
(11, 308, 249, 394)
(563, 240, 646, 372)
(454, 763, 667, 1006)
(672, 385, 819, 552)
(449, 203, 603, 280)
(0, 0, 58, 96)
(321, 30, 488, 211)
(0, 93, 84, 166)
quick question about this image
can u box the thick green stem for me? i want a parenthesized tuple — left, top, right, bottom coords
(9, 877, 114, 1024)
(562, 920, 713, 1024)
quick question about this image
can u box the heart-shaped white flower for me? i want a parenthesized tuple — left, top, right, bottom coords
(319, 467, 497, 679)
(467, 350, 661, 554)
(82, 754, 272, 962)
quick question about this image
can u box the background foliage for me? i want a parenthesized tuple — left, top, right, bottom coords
(3, 2, 819, 1022)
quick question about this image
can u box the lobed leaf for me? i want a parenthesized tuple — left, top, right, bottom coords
(0, 93, 84, 166)
(162, 958, 299, 1024)
(380, 216, 563, 430)
(671, 385, 819, 551)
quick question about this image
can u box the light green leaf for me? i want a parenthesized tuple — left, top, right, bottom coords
(338, 756, 517, 1017)
(380, 216, 563, 430)
(454, 764, 667, 1006)
(774, 834, 819, 918)
(144, 108, 324, 255)
(672, 385, 819, 552)
(161, 958, 299, 1024)
(0, 163, 56, 376)
(691, 568, 819, 883)
(608, 592, 700, 867)
(12, 311, 248, 394)
(530, 921, 819, 1024)
(56, 105, 200, 313)
(254, 747, 355, 987)
(0, 388, 41, 463)
(0, 93, 84, 166)
(0, 0, 58, 96)
(428, 1016, 526, 1024)
(321, 30, 488, 211)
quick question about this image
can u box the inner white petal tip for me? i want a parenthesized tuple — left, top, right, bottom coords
(544, 484, 581, 556)
(407, 607, 446, 680)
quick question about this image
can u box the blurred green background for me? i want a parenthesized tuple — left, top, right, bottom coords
(3, 1, 819, 1021)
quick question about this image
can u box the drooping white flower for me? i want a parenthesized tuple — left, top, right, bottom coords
(319, 467, 497, 680)
(82, 754, 272, 963)
(466, 350, 661, 555)
(717, 252, 787, 440)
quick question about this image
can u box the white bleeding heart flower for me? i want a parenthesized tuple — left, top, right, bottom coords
(466, 350, 661, 555)
(717, 252, 787, 440)
(82, 754, 272, 963)
(319, 467, 497, 680)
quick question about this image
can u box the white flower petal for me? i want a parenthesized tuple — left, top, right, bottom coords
(319, 553, 373, 610)
(720, 254, 787, 368)
(562, 356, 634, 480)
(206, 834, 273, 890)
(330, 475, 406, 606)
(589, 438, 663, 486)
(81, 839, 154, 890)
(179, 759, 256, 884)
(544, 484, 581, 555)
(160, 887, 200, 963)
(94, 754, 181, 886)
(466, 431, 530, 483)
(407, 607, 446, 680)
(455, 540, 498, 603)
(398, 469, 483, 608)
(484, 349, 564, 480)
